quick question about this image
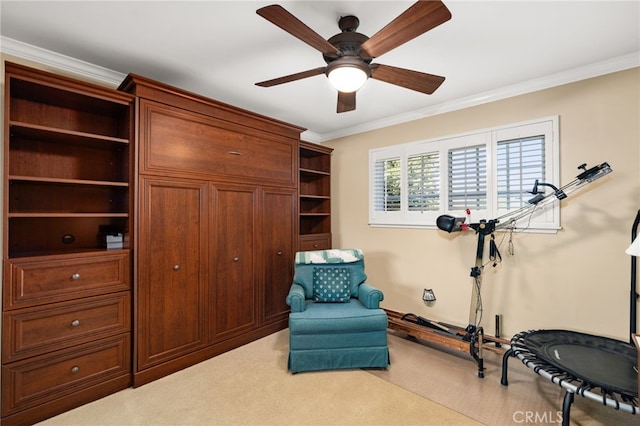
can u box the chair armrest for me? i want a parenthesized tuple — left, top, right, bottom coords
(358, 283, 384, 309)
(286, 283, 307, 313)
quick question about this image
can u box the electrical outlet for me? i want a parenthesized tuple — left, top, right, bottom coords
(422, 288, 436, 302)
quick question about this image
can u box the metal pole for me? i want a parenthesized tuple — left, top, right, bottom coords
(467, 231, 485, 332)
(630, 209, 640, 342)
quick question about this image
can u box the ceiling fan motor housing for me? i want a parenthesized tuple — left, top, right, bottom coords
(323, 15, 372, 64)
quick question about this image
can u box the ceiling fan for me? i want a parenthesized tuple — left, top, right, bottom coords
(255, 1, 452, 113)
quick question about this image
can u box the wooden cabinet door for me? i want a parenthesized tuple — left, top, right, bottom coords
(136, 177, 208, 371)
(209, 184, 257, 342)
(262, 189, 296, 324)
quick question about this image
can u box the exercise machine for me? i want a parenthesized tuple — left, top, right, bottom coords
(387, 162, 613, 377)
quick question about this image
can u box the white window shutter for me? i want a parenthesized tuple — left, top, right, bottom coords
(407, 152, 440, 212)
(447, 145, 487, 211)
(373, 158, 401, 212)
(496, 136, 545, 209)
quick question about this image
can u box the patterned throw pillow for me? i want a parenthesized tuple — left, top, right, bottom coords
(312, 267, 351, 303)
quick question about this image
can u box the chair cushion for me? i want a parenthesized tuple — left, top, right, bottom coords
(313, 266, 351, 303)
(289, 299, 388, 335)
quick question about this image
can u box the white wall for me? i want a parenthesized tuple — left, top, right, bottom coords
(324, 68, 640, 341)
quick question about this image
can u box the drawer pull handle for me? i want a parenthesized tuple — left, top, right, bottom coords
(173, 265, 180, 271)
(233, 257, 239, 262)
(71, 366, 80, 374)
(228, 151, 242, 156)
(313, 244, 319, 248)
(71, 319, 80, 327)
(277, 251, 283, 256)
(71, 273, 80, 280)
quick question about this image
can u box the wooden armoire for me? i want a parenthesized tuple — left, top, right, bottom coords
(118, 74, 306, 386)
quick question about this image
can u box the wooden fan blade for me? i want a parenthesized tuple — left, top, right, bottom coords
(256, 67, 326, 87)
(257, 5, 341, 56)
(360, 1, 451, 58)
(337, 91, 356, 113)
(370, 63, 445, 94)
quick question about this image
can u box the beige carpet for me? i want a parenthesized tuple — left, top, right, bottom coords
(36, 328, 638, 425)
(370, 330, 637, 426)
(38, 330, 478, 426)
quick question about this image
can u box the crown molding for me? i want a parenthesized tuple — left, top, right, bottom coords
(300, 131, 323, 144)
(0, 36, 126, 86)
(318, 52, 640, 142)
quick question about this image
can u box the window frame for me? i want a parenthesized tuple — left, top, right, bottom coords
(369, 116, 560, 232)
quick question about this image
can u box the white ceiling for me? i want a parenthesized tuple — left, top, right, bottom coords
(1, 1, 639, 142)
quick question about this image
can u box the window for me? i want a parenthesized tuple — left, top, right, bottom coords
(496, 136, 545, 210)
(448, 145, 486, 211)
(373, 157, 401, 212)
(407, 153, 439, 212)
(369, 116, 559, 231)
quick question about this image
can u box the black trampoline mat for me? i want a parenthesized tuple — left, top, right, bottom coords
(522, 330, 638, 397)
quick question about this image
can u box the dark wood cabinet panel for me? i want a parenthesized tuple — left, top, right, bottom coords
(299, 234, 332, 251)
(2, 292, 130, 363)
(1, 334, 130, 417)
(262, 189, 296, 323)
(210, 185, 257, 342)
(139, 99, 296, 186)
(136, 177, 209, 371)
(3, 251, 130, 310)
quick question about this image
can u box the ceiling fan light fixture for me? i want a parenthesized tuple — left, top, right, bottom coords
(326, 58, 370, 93)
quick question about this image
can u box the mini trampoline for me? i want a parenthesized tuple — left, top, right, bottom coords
(501, 329, 638, 426)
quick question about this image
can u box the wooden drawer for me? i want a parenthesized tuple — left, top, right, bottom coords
(140, 100, 296, 186)
(4, 251, 130, 310)
(1, 334, 130, 416)
(299, 234, 331, 251)
(3, 292, 130, 363)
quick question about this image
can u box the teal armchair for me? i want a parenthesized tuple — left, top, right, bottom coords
(286, 249, 389, 373)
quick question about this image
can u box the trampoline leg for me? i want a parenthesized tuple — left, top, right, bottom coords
(500, 348, 514, 386)
(561, 391, 574, 426)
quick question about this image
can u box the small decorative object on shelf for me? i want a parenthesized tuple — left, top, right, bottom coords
(98, 225, 125, 249)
